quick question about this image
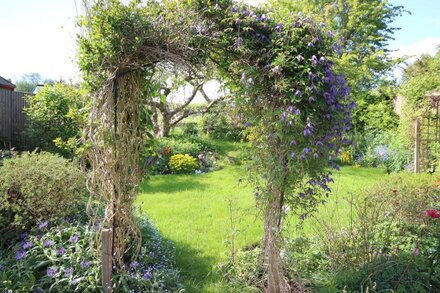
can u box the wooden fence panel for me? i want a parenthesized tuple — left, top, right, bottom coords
(0, 89, 31, 150)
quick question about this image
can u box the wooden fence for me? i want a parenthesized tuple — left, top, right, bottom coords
(0, 89, 30, 149)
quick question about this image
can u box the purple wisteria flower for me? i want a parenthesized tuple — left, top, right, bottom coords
(311, 55, 318, 65)
(285, 105, 300, 116)
(303, 121, 314, 136)
(332, 43, 343, 55)
(260, 14, 269, 21)
(71, 278, 80, 285)
(307, 42, 314, 48)
(240, 72, 247, 83)
(47, 266, 58, 278)
(57, 247, 67, 256)
(296, 54, 305, 62)
(272, 66, 280, 74)
(70, 235, 79, 243)
(80, 260, 90, 269)
(291, 151, 296, 158)
(294, 89, 302, 97)
(326, 30, 334, 37)
(302, 148, 312, 156)
(23, 241, 33, 249)
(21, 232, 28, 239)
(38, 220, 48, 230)
(274, 23, 283, 33)
(233, 37, 243, 49)
(64, 267, 74, 278)
(281, 112, 288, 122)
(15, 250, 27, 260)
(0, 264, 4, 271)
(44, 239, 54, 247)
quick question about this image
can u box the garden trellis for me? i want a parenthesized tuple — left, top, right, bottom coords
(414, 93, 440, 173)
(78, 1, 353, 292)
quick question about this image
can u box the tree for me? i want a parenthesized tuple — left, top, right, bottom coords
(15, 73, 50, 93)
(24, 83, 86, 158)
(272, 0, 405, 132)
(145, 66, 222, 137)
(400, 48, 440, 106)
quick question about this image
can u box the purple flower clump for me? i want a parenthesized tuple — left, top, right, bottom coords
(130, 261, 139, 270)
(38, 220, 48, 230)
(274, 23, 283, 33)
(64, 267, 74, 278)
(57, 247, 66, 256)
(70, 235, 79, 243)
(15, 250, 27, 260)
(80, 260, 90, 269)
(23, 241, 33, 249)
(47, 266, 57, 277)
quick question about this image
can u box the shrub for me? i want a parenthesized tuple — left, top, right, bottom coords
(0, 217, 183, 292)
(168, 154, 198, 174)
(148, 136, 219, 174)
(157, 136, 215, 158)
(181, 122, 199, 137)
(0, 152, 86, 234)
(24, 83, 87, 158)
(200, 101, 245, 141)
(283, 172, 440, 292)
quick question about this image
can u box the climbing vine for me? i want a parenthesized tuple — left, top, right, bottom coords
(78, 0, 352, 291)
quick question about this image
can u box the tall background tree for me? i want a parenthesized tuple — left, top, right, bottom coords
(144, 65, 222, 137)
(15, 73, 53, 93)
(272, 0, 405, 133)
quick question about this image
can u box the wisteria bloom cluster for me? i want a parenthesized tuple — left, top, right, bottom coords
(213, 4, 354, 218)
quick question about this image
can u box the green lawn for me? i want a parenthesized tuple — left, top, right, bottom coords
(136, 142, 386, 292)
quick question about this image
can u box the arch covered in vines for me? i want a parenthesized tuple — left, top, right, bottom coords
(78, 1, 353, 291)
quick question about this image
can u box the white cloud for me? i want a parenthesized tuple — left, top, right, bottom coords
(390, 38, 440, 79)
(390, 37, 440, 60)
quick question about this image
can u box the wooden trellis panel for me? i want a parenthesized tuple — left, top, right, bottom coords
(414, 100, 440, 172)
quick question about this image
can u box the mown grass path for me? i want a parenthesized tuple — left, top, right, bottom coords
(136, 142, 385, 292)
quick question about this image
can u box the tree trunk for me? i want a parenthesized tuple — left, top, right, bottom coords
(161, 113, 171, 137)
(264, 190, 286, 293)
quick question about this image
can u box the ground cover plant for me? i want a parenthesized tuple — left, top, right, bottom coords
(0, 216, 184, 292)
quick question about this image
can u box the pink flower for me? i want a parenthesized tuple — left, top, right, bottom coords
(412, 248, 419, 256)
(424, 209, 440, 219)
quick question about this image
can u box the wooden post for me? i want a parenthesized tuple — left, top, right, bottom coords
(102, 228, 113, 293)
(414, 119, 420, 173)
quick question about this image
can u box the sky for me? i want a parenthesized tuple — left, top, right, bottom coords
(1, 0, 440, 83)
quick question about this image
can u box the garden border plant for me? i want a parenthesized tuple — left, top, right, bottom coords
(78, 1, 353, 291)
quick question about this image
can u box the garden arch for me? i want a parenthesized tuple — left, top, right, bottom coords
(79, 1, 353, 292)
